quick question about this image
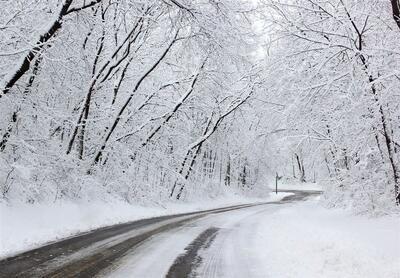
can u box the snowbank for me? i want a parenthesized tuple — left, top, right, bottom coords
(250, 199, 400, 278)
(0, 192, 291, 259)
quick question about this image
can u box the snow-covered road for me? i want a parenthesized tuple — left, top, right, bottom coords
(104, 193, 400, 278)
(101, 201, 284, 278)
(2, 190, 398, 278)
(0, 191, 305, 277)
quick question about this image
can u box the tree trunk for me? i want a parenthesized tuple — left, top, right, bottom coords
(379, 105, 400, 204)
(91, 33, 178, 167)
(66, 16, 145, 156)
(170, 114, 213, 198)
(141, 58, 206, 149)
(390, 0, 400, 29)
(0, 55, 43, 152)
(1, 0, 76, 96)
(343, 0, 400, 204)
(77, 9, 106, 159)
(295, 153, 306, 182)
(225, 155, 231, 186)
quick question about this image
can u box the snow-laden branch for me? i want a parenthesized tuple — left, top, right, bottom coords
(187, 88, 255, 151)
(0, 0, 105, 98)
(66, 15, 146, 155)
(163, 0, 196, 16)
(66, 0, 103, 14)
(140, 58, 207, 149)
(0, 0, 73, 96)
(172, 113, 214, 199)
(90, 31, 179, 167)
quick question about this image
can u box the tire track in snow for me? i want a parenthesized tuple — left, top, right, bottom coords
(196, 207, 278, 278)
(166, 227, 219, 278)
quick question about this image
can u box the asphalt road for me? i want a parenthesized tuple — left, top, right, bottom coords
(0, 190, 321, 278)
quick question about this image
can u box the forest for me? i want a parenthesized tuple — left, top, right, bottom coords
(1, 0, 400, 215)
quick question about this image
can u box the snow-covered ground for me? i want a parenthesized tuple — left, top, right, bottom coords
(105, 196, 400, 278)
(0, 192, 291, 258)
(253, 199, 400, 278)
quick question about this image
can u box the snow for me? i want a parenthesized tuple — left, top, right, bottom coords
(101, 202, 281, 278)
(197, 197, 400, 278)
(3, 190, 398, 278)
(103, 196, 399, 278)
(0, 192, 291, 259)
(269, 180, 323, 191)
(102, 224, 205, 277)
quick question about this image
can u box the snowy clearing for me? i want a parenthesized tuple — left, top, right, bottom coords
(0, 192, 292, 258)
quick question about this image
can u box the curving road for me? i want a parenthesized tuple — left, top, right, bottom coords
(0, 190, 321, 278)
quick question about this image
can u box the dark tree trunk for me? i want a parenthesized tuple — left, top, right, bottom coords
(0, 55, 43, 152)
(379, 105, 400, 205)
(225, 155, 231, 186)
(140, 57, 205, 149)
(176, 143, 204, 200)
(342, 5, 400, 204)
(388, 0, 400, 204)
(240, 163, 247, 187)
(77, 8, 106, 159)
(390, 0, 400, 29)
(295, 153, 306, 182)
(91, 33, 178, 167)
(0, 111, 18, 152)
(67, 16, 145, 156)
(1, 0, 74, 96)
(170, 115, 213, 198)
